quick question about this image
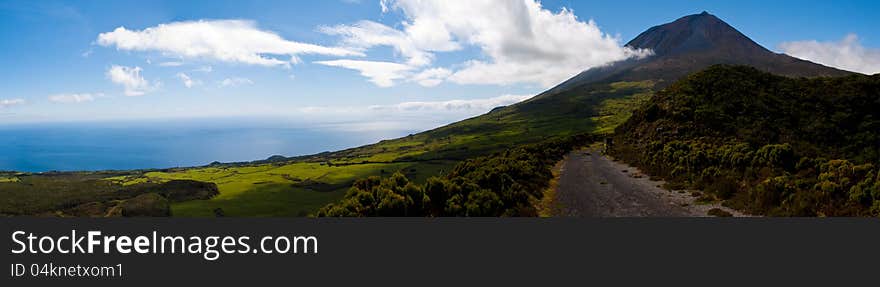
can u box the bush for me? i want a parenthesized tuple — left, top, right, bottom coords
(707, 208, 732, 217)
(154, 180, 219, 202)
(120, 193, 171, 217)
(318, 133, 596, 217)
(464, 190, 503, 216)
(611, 65, 880, 216)
(750, 176, 793, 212)
(752, 144, 794, 170)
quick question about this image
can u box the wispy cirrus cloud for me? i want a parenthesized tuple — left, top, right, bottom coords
(219, 77, 254, 87)
(158, 61, 184, 67)
(300, 94, 530, 115)
(48, 93, 102, 103)
(193, 66, 213, 73)
(298, 94, 531, 131)
(780, 34, 880, 75)
(369, 94, 531, 112)
(319, 20, 443, 67)
(0, 98, 26, 108)
(314, 59, 412, 87)
(97, 20, 363, 68)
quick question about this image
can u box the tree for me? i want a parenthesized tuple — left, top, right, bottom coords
(465, 190, 503, 216)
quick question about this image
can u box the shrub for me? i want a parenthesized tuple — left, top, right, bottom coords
(752, 143, 794, 170)
(120, 193, 170, 217)
(707, 208, 732, 217)
(318, 133, 596, 216)
(610, 65, 880, 216)
(464, 190, 503, 216)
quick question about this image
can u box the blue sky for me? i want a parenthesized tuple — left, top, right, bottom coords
(1, 0, 878, 129)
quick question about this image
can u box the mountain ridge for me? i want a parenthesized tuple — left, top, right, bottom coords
(313, 13, 876, 217)
(542, 12, 851, 97)
(315, 11, 857, 166)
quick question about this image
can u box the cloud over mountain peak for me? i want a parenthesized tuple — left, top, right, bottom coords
(318, 0, 651, 88)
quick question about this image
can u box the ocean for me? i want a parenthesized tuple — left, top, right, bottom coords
(0, 118, 419, 172)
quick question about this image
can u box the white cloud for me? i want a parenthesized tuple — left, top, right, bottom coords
(370, 94, 531, 112)
(97, 20, 363, 68)
(176, 72, 201, 88)
(380, 0, 390, 13)
(321, 0, 651, 87)
(320, 20, 445, 67)
(193, 66, 213, 73)
(159, 61, 184, 67)
(219, 77, 254, 87)
(0, 98, 25, 108)
(48, 93, 102, 103)
(296, 94, 531, 131)
(300, 94, 530, 114)
(410, 68, 451, 87)
(106, 65, 156, 96)
(315, 59, 412, 87)
(780, 34, 880, 75)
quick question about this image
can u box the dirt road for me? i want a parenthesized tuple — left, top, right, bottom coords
(553, 148, 743, 217)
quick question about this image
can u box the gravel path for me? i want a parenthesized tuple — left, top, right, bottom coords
(554, 148, 745, 217)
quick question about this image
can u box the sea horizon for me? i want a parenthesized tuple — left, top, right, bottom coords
(0, 117, 422, 173)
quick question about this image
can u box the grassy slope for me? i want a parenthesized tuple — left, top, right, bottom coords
(104, 160, 456, 217)
(1, 81, 653, 217)
(326, 80, 654, 162)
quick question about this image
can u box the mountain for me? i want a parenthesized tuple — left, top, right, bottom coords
(545, 11, 850, 95)
(316, 13, 874, 217)
(323, 12, 854, 164)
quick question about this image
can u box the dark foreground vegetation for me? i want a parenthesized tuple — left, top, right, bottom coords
(612, 65, 880, 216)
(317, 134, 596, 216)
(0, 174, 218, 217)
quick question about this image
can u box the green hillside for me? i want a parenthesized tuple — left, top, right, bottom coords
(611, 65, 880, 216)
(0, 80, 651, 217)
(153, 80, 653, 216)
(320, 81, 654, 163)
(303, 81, 653, 217)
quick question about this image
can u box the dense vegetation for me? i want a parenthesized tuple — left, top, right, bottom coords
(612, 65, 880, 216)
(0, 173, 217, 217)
(317, 134, 596, 216)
